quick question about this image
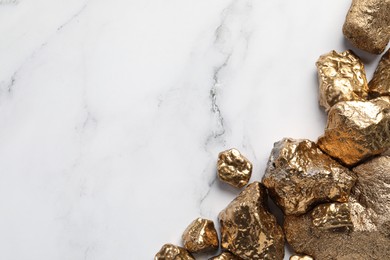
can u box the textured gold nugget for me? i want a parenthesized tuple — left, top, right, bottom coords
(284, 156, 390, 259)
(343, 0, 390, 54)
(289, 255, 313, 260)
(209, 252, 241, 260)
(182, 218, 219, 253)
(369, 49, 390, 97)
(219, 182, 284, 260)
(316, 50, 368, 111)
(262, 138, 356, 215)
(317, 97, 390, 166)
(155, 244, 195, 260)
(217, 148, 252, 188)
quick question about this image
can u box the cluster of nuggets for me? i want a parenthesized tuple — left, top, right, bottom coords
(155, 1, 390, 259)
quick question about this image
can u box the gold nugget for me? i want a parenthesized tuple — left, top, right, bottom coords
(369, 49, 390, 97)
(343, 0, 390, 54)
(284, 156, 390, 259)
(217, 148, 252, 188)
(209, 252, 241, 260)
(290, 255, 313, 260)
(182, 218, 219, 253)
(262, 138, 356, 215)
(317, 97, 390, 166)
(218, 182, 285, 260)
(154, 244, 195, 260)
(316, 50, 368, 111)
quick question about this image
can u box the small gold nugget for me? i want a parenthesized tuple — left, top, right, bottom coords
(209, 252, 241, 260)
(154, 244, 195, 260)
(284, 156, 390, 259)
(218, 182, 285, 260)
(182, 218, 219, 253)
(262, 138, 356, 215)
(369, 49, 390, 97)
(317, 97, 390, 166)
(316, 50, 368, 111)
(217, 148, 252, 188)
(290, 255, 313, 260)
(343, 0, 390, 54)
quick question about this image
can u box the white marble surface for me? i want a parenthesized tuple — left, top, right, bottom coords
(0, 1, 385, 259)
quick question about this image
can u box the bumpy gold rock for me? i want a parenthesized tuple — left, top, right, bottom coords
(209, 252, 241, 260)
(284, 156, 390, 259)
(343, 0, 390, 54)
(154, 244, 195, 260)
(217, 148, 252, 188)
(311, 202, 353, 230)
(369, 49, 390, 97)
(316, 50, 368, 111)
(289, 255, 313, 260)
(182, 218, 219, 253)
(262, 138, 356, 215)
(218, 182, 284, 260)
(317, 97, 390, 166)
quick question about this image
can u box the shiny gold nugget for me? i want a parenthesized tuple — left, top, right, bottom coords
(343, 0, 390, 54)
(284, 156, 390, 259)
(182, 218, 219, 253)
(262, 138, 356, 215)
(369, 49, 390, 97)
(209, 252, 241, 260)
(154, 244, 195, 260)
(316, 50, 368, 111)
(289, 255, 313, 260)
(317, 97, 390, 166)
(219, 182, 285, 260)
(217, 148, 252, 188)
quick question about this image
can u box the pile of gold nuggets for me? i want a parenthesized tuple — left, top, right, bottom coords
(155, 1, 390, 259)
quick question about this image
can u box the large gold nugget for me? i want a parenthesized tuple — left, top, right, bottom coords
(262, 138, 356, 215)
(217, 148, 252, 188)
(182, 218, 219, 253)
(218, 182, 284, 260)
(316, 50, 368, 111)
(289, 255, 313, 260)
(369, 49, 390, 97)
(343, 0, 390, 54)
(154, 244, 195, 260)
(284, 156, 390, 259)
(209, 252, 241, 260)
(317, 97, 390, 166)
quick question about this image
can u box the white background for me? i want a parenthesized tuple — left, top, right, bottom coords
(0, 0, 386, 259)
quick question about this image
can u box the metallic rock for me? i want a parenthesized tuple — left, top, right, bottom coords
(316, 50, 368, 111)
(311, 202, 353, 230)
(343, 0, 390, 54)
(154, 244, 195, 260)
(218, 182, 285, 260)
(217, 148, 252, 188)
(182, 218, 219, 253)
(369, 49, 390, 97)
(209, 252, 241, 260)
(262, 138, 356, 215)
(317, 97, 390, 166)
(290, 255, 313, 260)
(284, 156, 390, 260)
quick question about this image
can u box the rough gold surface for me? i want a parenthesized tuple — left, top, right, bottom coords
(316, 50, 368, 111)
(217, 148, 252, 188)
(218, 182, 284, 260)
(209, 252, 241, 260)
(311, 203, 353, 230)
(317, 97, 390, 166)
(369, 49, 390, 97)
(289, 255, 313, 260)
(154, 244, 195, 260)
(284, 156, 390, 259)
(343, 0, 390, 54)
(262, 138, 356, 215)
(182, 218, 219, 253)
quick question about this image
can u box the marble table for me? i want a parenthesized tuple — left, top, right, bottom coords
(0, 0, 385, 259)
